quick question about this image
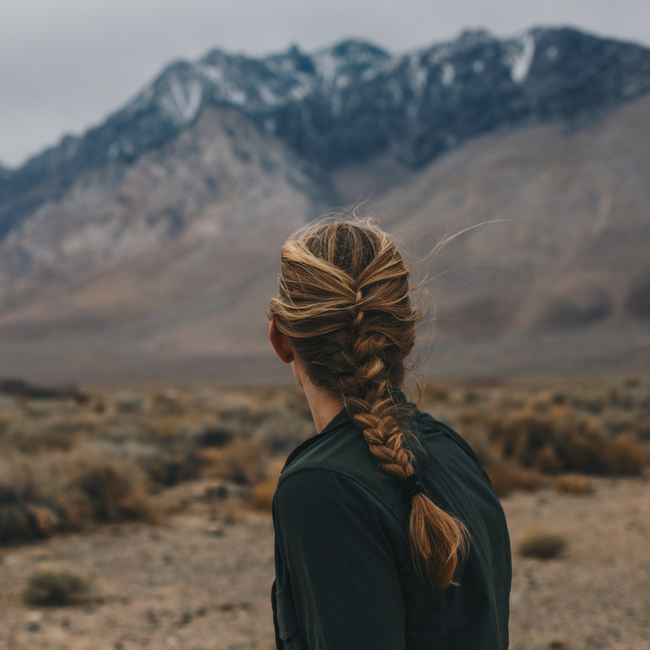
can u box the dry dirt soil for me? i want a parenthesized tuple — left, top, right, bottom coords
(0, 477, 648, 650)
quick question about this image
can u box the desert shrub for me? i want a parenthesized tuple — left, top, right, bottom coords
(488, 411, 555, 466)
(571, 393, 606, 414)
(1, 413, 98, 454)
(151, 390, 185, 416)
(458, 409, 483, 426)
(252, 458, 286, 510)
(518, 530, 567, 560)
(108, 393, 146, 415)
(603, 412, 641, 436)
(551, 392, 567, 405)
(608, 388, 634, 409)
(0, 446, 158, 543)
(526, 393, 552, 413)
(145, 452, 202, 487)
(555, 474, 595, 496)
(423, 384, 450, 402)
(0, 490, 61, 543)
(199, 437, 269, 485)
(636, 417, 650, 441)
(23, 568, 89, 606)
(606, 437, 646, 475)
(484, 463, 544, 498)
(488, 408, 647, 476)
(196, 426, 235, 448)
(70, 454, 157, 523)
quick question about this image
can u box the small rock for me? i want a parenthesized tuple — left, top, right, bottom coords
(25, 622, 40, 633)
(26, 611, 43, 623)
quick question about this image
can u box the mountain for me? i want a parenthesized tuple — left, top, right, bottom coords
(376, 93, 650, 337)
(0, 27, 649, 385)
(3, 27, 650, 240)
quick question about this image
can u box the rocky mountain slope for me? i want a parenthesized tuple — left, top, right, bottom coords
(0, 27, 649, 384)
(3, 27, 650, 238)
(375, 93, 650, 339)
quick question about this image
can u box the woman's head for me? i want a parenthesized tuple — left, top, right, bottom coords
(269, 217, 467, 589)
(268, 219, 417, 398)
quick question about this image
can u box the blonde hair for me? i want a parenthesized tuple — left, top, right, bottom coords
(268, 218, 468, 589)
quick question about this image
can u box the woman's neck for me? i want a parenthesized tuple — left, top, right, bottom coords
(293, 360, 345, 433)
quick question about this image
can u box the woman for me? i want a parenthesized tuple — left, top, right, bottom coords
(267, 219, 511, 650)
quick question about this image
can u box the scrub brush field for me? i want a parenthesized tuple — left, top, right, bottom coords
(0, 378, 648, 649)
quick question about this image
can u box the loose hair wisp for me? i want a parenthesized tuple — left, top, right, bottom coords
(268, 219, 468, 589)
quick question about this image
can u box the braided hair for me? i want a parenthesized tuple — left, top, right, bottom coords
(268, 219, 468, 589)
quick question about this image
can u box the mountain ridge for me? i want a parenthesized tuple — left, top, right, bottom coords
(2, 26, 650, 240)
(0, 26, 649, 384)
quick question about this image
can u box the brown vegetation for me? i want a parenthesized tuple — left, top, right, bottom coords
(0, 447, 158, 543)
(199, 438, 270, 485)
(484, 463, 545, 498)
(0, 379, 648, 546)
(518, 530, 568, 560)
(554, 474, 595, 496)
(23, 567, 90, 606)
(252, 458, 287, 510)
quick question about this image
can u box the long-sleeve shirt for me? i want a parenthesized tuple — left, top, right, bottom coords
(272, 399, 512, 650)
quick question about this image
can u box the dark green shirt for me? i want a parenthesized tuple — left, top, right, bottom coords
(272, 401, 511, 649)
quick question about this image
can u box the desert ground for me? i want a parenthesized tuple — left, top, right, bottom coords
(0, 380, 648, 650)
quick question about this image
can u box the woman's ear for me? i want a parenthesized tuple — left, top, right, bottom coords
(401, 335, 415, 359)
(269, 318, 295, 364)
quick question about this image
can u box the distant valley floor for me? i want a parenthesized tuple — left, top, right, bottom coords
(1, 320, 649, 389)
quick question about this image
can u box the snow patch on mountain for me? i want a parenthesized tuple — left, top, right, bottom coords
(442, 63, 455, 86)
(508, 32, 536, 83)
(159, 74, 204, 125)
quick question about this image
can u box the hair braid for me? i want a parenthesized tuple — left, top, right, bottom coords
(269, 218, 468, 589)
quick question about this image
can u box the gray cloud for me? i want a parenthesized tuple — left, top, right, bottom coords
(2, 0, 649, 167)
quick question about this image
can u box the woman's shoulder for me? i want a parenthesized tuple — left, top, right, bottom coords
(413, 409, 487, 472)
(277, 412, 411, 527)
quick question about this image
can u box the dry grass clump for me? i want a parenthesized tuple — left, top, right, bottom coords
(518, 530, 567, 560)
(199, 437, 270, 485)
(252, 458, 286, 510)
(484, 462, 545, 498)
(422, 384, 450, 402)
(23, 567, 90, 606)
(554, 474, 595, 496)
(488, 408, 647, 476)
(0, 446, 158, 543)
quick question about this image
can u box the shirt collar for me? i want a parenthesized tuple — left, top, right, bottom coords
(282, 406, 350, 471)
(281, 389, 413, 472)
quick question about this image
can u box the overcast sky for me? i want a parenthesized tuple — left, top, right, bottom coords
(2, 0, 649, 168)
